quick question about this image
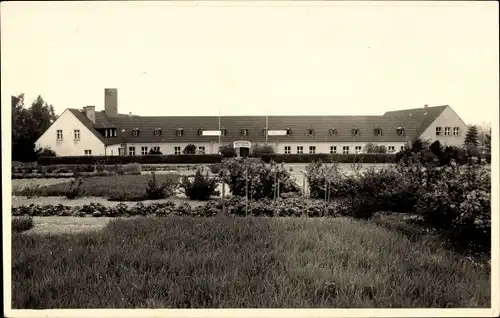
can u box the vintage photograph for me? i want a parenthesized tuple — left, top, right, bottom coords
(2, 0, 498, 315)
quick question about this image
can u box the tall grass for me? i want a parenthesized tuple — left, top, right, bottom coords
(12, 216, 490, 308)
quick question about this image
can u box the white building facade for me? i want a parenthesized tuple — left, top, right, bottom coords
(35, 89, 469, 157)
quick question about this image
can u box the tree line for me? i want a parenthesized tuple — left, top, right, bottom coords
(12, 94, 57, 162)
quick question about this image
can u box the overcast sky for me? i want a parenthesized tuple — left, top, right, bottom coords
(1, 1, 498, 126)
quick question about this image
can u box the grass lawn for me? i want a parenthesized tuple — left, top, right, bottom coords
(12, 216, 490, 308)
(12, 174, 180, 201)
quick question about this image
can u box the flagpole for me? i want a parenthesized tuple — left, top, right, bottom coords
(218, 107, 221, 147)
(265, 115, 268, 145)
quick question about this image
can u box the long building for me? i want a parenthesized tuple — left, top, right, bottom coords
(35, 88, 469, 157)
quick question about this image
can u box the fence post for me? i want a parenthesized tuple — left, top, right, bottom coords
(245, 165, 249, 216)
(277, 179, 280, 200)
(221, 162, 225, 214)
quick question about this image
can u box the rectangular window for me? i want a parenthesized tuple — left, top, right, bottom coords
(241, 129, 248, 136)
(400, 146, 405, 151)
(112, 129, 117, 137)
(330, 146, 337, 154)
(176, 129, 184, 137)
(152, 146, 160, 153)
(329, 129, 337, 136)
(74, 129, 80, 140)
(297, 146, 303, 154)
(343, 146, 349, 154)
(453, 127, 459, 136)
(284, 146, 291, 154)
(444, 127, 451, 136)
(141, 146, 148, 155)
(388, 146, 395, 152)
(309, 146, 316, 154)
(355, 146, 362, 153)
(84, 149, 92, 155)
(174, 146, 181, 155)
(57, 130, 63, 140)
(306, 129, 314, 136)
(132, 129, 140, 137)
(198, 146, 205, 154)
(221, 129, 227, 136)
(154, 129, 162, 136)
(436, 127, 442, 136)
(128, 147, 136, 156)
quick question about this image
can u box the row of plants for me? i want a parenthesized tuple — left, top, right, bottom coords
(12, 197, 347, 218)
(305, 154, 491, 253)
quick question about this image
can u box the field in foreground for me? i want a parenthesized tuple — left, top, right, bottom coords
(12, 216, 490, 308)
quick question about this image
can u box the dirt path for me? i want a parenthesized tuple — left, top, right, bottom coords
(24, 216, 113, 235)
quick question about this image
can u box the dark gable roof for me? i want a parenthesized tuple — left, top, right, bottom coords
(68, 109, 115, 145)
(69, 106, 448, 145)
(383, 105, 448, 136)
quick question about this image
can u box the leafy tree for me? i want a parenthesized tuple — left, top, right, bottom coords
(484, 128, 491, 154)
(12, 94, 57, 162)
(183, 144, 196, 155)
(464, 125, 480, 156)
(429, 140, 443, 158)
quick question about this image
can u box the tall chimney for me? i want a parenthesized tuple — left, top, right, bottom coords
(424, 104, 428, 108)
(104, 88, 118, 117)
(84, 106, 96, 123)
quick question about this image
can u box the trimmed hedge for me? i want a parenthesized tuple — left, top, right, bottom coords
(261, 153, 397, 164)
(38, 155, 224, 165)
(38, 153, 398, 165)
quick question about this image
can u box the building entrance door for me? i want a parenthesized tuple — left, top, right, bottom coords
(233, 140, 252, 158)
(239, 147, 250, 158)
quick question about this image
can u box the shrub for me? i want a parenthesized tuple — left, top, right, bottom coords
(221, 158, 301, 200)
(36, 147, 56, 157)
(12, 216, 34, 233)
(415, 161, 491, 252)
(183, 144, 197, 155)
(251, 144, 275, 157)
(219, 144, 236, 157)
(155, 201, 177, 216)
(65, 178, 83, 199)
(148, 148, 163, 155)
(180, 169, 220, 201)
(145, 171, 177, 200)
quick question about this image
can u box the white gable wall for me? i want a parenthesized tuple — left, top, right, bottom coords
(419, 106, 468, 147)
(35, 109, 106, 156)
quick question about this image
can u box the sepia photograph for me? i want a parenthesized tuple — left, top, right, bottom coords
(2, 1, 498, 317)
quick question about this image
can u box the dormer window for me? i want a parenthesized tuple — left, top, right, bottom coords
(262, 128, 268, 135)
(132, 129, 140, 137)
(104, 128, 117, 138)
(352, 128, 360, 136)
(241, 129, 248, 136)
(329, 128, 338, 136)
(397, 127, 406, 136)
(153, 128, 162, 136)
(176, 128, 184, 137)
(198, 129, 203, 136)
(306, 129, 315, 136)
(221, 129, 227, 136)
(286, 128, 292, 135)
(374, 128, 383, 136)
